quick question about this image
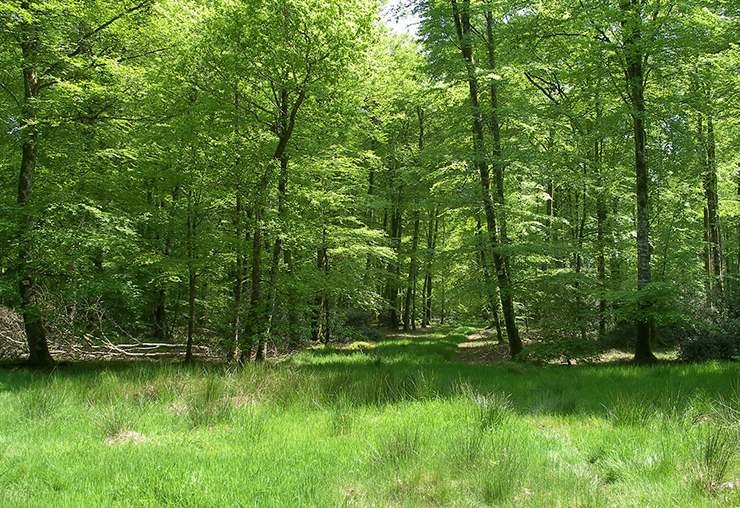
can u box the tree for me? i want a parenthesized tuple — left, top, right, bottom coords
(1, 0, 153, 366)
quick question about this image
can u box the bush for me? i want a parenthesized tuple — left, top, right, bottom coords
(333, 309, 384, 343)
(678, 321, 740, 363)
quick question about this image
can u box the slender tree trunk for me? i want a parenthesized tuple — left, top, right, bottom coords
(284, 248, 300, 347)
(242, 88, 304, 361)
(701, 112, 724, 307)
(231, 87, 244, 361)
(384, 206, 402, 329)
(185, 192, 197, 363)
(259, 152, 289, 360)
(231, 193, 244, 360)
(421, 210, 437, 327)
(596, 187, 608, 337)
(621, 0, 656, 364)
(573, 183, 588, 341)
(403, 213, 420, 331)
(312, 240, 328, 343)
(452, 0, 521, 357)
(477, 220, 504, 343)
(735, 166, 740, 318)
(241, 208, 263, 361)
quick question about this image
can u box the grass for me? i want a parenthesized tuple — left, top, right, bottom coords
(0, 323, 739, 507)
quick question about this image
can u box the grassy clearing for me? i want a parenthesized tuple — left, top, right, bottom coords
(0, 324, 739, 507)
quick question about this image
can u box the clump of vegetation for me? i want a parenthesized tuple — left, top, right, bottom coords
(692, 429, 739, 494)
(334, 309, 385, 344)
(678, 321, 740, 363)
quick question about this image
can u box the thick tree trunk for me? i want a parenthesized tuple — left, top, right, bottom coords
(452, 0, 521, 357)
(17, 15, 54, 367)
(621, 0, 656, 364)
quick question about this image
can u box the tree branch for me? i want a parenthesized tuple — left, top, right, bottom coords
(0, 81, 21, 108)
(67, 0, 152, 59)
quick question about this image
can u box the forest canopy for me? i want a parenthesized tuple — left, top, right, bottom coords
(1, 0, 739, 366)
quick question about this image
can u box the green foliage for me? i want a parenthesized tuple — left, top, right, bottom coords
(678, 321, 740, 363)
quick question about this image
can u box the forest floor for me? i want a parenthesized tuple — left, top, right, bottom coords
(0, 323, 739, 507)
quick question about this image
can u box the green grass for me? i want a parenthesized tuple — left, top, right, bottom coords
(0, 324, 739, 507)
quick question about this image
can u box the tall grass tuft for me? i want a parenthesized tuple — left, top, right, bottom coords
(693, 428, 738, 493)
(527, 390, 578, 416)
(368, 426, 424, 469)
(186, 375, 231, 428)
(19, 382, 66, 421)
(94, 404, 139, 439)
(477, 447, 522, 505)
(606, 394, 656, 427)
(476, 392, 513, 431)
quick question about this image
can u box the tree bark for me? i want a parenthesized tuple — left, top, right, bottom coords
(312, 240, 328, 343)
(231, 192, 244, 360)
(621, 0, 656, 364)
(242, 88, 304, 360)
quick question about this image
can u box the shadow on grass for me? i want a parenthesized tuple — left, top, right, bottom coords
(1, 325, 738, 420)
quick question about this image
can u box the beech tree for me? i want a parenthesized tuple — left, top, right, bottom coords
(1, 0, 153, 366)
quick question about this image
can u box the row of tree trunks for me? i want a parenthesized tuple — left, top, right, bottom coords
(699, 110, 724, 309)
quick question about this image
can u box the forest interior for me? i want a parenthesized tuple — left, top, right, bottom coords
(2, 0, 740, 367)
(2, 0, 740, 504)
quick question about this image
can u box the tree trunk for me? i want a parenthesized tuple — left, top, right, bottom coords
(403, 213, 420, 331)
(423, 211, 438, 327)
(231, 193, 244, 360)
(451, 0, 521, 357)
(477, 220, 504, 343)
(17, 12, 54, 367)
(312, 241, 328, 343)
(185, 192, 197, 363)
(621, 0, 656, 364)
(700, 112, 724, 308)
(241, 208, 263, 361)
(384, 206, 402, 329)
(258, 152, 289, 360)
(284, 248, 300, 348)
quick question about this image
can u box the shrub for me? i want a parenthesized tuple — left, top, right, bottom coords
(678, 322, 740, 363)
(334, 309, 384, 344)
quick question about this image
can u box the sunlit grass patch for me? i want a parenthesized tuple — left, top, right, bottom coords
(1, 325, 740, 507)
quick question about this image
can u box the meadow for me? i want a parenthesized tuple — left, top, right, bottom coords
(0, 324, 738, 507)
